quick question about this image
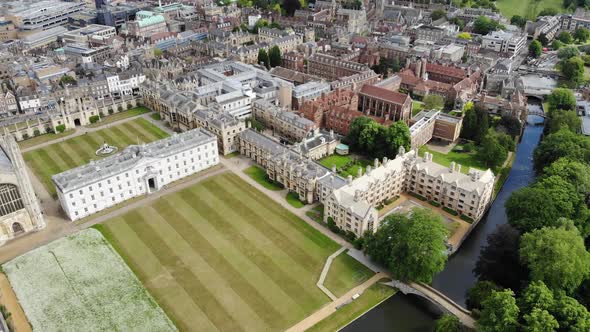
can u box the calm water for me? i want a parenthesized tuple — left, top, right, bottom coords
(346, 102, 544, 331)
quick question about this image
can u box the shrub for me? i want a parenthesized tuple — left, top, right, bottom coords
(443, 206, 459, 216)
(410, 192, 427, 201)
(345, 231, 357, 242)
(22, 133, 29, 140)
(118, 106, 123, 112)
(33, 129, 40, 137)
(461, 215, 474, 223)
(108, 109, 114, 115)
(45, 127, 54, 134)
(89, 115, 100, 124)
(429, 200, 440, 207)
(327, 217, 341, 234)
(55, 124, 66, 133)
(99, 111, 105, 117)
(151, 113, 161, 121)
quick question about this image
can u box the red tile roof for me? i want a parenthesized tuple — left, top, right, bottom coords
(359, 84, 409, 105)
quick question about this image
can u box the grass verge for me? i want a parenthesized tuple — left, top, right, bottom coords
(243, 165, 283, 191)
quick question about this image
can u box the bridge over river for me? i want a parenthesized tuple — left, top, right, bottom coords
(383, 280, 475, 328)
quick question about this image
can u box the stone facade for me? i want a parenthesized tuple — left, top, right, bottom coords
(252, 99, 318, 143)
(357, 84, 412, 123)
(307, 53, 371, 81)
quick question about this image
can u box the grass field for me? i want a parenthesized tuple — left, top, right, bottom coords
(88, 106, 151, 128)
(318, 155, 371, 179)
(24, 118, 168, 197)
(286, 192, 305, 208)
(496, 0, 567, 19)
(3, 229, 175, 331)
(244, 165, 283, 190)
(324, 251, 374, 297)
(96, 173, 363, 332)
(412, 101, 424, 117)
(419, 145, 486, 175)
(17, 129, 75, 150)
(307, 281, 395, 332)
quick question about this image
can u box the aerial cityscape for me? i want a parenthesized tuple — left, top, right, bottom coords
(0, 0, 588, 330)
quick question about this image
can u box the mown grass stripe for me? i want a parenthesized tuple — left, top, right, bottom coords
(135, 118, 169, 139)
(77, 134, 104, 158)
(177, 187, 324, 309)
(123, 210, 244, 332)
(47, 143, 78, 169)
(222, 173, 339, 251)
(120, 121, 153, 145)
(154, 198, 286, 330)
(98, 220, 218, 332)
(104, 125, 136, 146)
(63, 138, 94, 165)
(203, 178, 324, 273)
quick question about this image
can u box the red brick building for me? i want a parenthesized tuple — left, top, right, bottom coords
(357, 84, 412, 123)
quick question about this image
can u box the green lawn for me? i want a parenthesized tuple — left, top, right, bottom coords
(419, 145, 486, 174)
(412, 101, 424, 117)
(286, 192, 305, 208)
(324, 250, 375, 297)
(18, 129, 75, 150)
(88, 107, 151, 128)
(151, 113, 162, 121)
(307, 281, 395, 332)
(496, 0, 567, 19)
(244, 165, 283, 190)
(306, 204, 324, 223)
(97, 173, 363, 332)
(24, 118, 169, 197)
(224, 151, 240, 159)
(318, 155, 371, 178)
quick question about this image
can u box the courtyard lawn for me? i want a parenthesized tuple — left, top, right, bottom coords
(418, 145, 486, 174)
(307, 281, 395, 332)
(306, 204, 324, 223)
(324, 251, 375, 297)
(496, 0, 566, 19)
(318, 155, 371, 178)
(87, 106, 151, 128)
(17, 129, 75, 150)
(244, 165, 283, 190)
(3, 229, 176, 332)
(97, 173, 364, 332)
(412, 101, 424, 117)
(24, 118, 168, 197)
(286, 192, 306, 208)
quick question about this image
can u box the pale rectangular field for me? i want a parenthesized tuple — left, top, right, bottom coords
(97, 173, 364, 332)
(3, 229, 176, 332)
(23, 118, 169, 197)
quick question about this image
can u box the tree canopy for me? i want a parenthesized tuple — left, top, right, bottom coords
(561, 56, 585, 83)
(557, 46, 580, 60)
(547, 88, 576, 111)
(434, 314, 462, 332)
(466, 280, 501, 311)
(477, 289, 520, 332)
(520, 222, 590, 293)
(457, 32, 472, 40)
(346, 117, 411, 159)
(533, 128, 590, 173)
(268, 45, 281, 68)
(558, 31, 574, 44)
(430, 9, 446, 21)
(545, 110, 582, 135)
(522, 308, 559, 332)
(363, 209, 448, 283)
(575, 27, 590, 43)
(460, 104, 489, 144)
(258, 49, 269, 68)
(422, 94, 445, 110)
(529, 40, 542, 58)
(473, 16, 504, 35)
(511, 15, 527, 27)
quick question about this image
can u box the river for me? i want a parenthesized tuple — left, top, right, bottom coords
(344, 102, 545, 331)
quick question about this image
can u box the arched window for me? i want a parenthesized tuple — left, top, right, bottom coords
(0, 184, 24, 217)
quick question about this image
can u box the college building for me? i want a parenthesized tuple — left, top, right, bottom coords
(53, 128, 219, 221)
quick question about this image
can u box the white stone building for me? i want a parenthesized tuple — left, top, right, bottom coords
(106, 71, 146, 96)
(0, 135, 45, 244)
(53, 128, 219, 221)
(481, 30, 526, 57)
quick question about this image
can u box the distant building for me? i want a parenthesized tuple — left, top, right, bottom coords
(481, 30, 527, 57)
(54, 128, 219, 221)
(127, 11, 168, 38)
(357, 84, 412, 123)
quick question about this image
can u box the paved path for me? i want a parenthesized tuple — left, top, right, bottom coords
(317, 247, 347, 301)
(0, 273, 31, 332)
(0, 166, 227, 264)
(285, 272, 387, 332)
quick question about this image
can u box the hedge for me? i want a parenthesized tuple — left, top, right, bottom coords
(443, 206, 459, 216)
(410, 192, 427, 201)
(429, 200, 440, 207)
(461, 215, 474, 223)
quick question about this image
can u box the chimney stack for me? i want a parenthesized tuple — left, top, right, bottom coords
(374, 158, 379, 168)
(450, 161, 456, 173)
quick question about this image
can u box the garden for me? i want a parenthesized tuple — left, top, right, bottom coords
(318, 154, 371, 179)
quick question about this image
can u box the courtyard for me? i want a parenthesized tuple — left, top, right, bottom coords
(96, 172, 365, 332)
(3, 229, 175, 332)
(318, 154, 371, 179)
(24, 118, 169, 197)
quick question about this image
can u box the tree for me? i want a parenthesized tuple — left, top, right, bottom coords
(473, 16, 504, 35)
(477, 290, 520, 332)
(282, 0, 301, 16)
(55, 124, 66, 133)
(59, 75, 76, 87)
(477, 129, 507, 169)
(518, 281, 555, 314)
(457, 32, 472, 40)
(496, 130, 516, 151)
(423, 94, 445, 110)
(434, 314, 462, 332)
(538, 8, 558, 16)
(558, 31, 574, 44)
(431, 9, 446, 21)
(153, 48, 163, 58)
(551, 292, 590, 331)
(538, 33, 549, 46)
(533, 128, 590, 173)
(237, 0, 253, 6)
(372, 57, 402, 78)
(364, 209, 448, 283)
(498, 115, 522, 137)
(385, 121, 411, 157)
(561, 56, 585, 83)
(522, 308, 559, 332)
(511, 15, 527, 27)
(543, 158, 590, 199)
(449, 17, 465, 30)
(557, 46, 580, 60)
(466, 280, 501, 311)
(520, 222, 590, 293)
(268, 45, 281, 68)
(474, 224, 528, 292)
(551, 40, 564, 50)
(257, 49, 269, 68)
(546, 110, 582, 134)
(346, 117, 374, 151)
(529, 40, 542, 58)
(575, 27, 590, 43)
(460, 104, 489, 144)
(547, 88, 576, 111)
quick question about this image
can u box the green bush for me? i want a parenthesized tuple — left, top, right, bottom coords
(151, 113, 161, 121)
(410, 192, 427, 201)
(89, 115, 100, 124)
(327, 217, 341, 234)
(461, 215, 474, 223)
(55, 124, 66, 133)
(33, 129, 40, 137)
(45, 127, 54, 134)
(443, 206, 459, 216)
(22, 133, 29, 140)
(429, 200, 440, 207)
(108, 109, 114, 115)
